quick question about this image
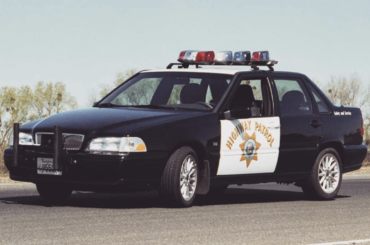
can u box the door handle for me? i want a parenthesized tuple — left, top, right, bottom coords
(310, 120, 322, 128)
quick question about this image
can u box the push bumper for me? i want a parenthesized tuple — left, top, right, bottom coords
(3, 146, 168, 192)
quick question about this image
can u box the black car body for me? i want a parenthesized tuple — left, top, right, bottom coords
(3, 62, 367, 207)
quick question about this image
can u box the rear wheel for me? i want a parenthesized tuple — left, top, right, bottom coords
(36, 183, 73, 203)
(302, 148, 342, 200)
(159, 146, 198, 207)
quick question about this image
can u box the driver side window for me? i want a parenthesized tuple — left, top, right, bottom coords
(227, 78, 272, 118)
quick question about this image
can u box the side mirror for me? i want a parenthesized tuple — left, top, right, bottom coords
(224, 110, 232, 120)
(93, 102, 98, 107)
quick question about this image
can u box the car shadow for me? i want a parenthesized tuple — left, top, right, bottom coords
(195, 187, 350, 206)
(0, 186, 351, 209)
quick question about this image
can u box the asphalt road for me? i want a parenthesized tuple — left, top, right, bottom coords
(0, 176, 369, 245)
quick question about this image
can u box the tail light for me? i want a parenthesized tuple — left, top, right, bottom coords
(361, 118, 364, 136)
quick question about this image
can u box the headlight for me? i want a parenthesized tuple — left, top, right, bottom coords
(85, 137, 147, 155)
(10, 132, 34, 146)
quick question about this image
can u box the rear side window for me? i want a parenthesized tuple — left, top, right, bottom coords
(306, 83, 330, 113)
(274, 79, 313, 116)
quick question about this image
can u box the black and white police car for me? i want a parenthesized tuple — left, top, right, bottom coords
(3, 51, 367, 207)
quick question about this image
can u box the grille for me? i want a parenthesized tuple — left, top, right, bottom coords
(35, 133, 84, 150)
(63, 134, 84, 150)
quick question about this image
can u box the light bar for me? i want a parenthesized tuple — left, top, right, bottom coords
(178, 50, 215, 64)
(232, 51, 251, 64)
(214, 51, 233, 64)
(175, 50, 277, 68)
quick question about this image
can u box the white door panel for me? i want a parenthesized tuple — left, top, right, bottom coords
(217, 117, 281, 175)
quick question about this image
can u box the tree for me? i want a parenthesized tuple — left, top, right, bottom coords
(323, 74, 369, 108)
(0, 86, 33, 155)
(0, 86, 34, 176)
(32, 81, 77, 119)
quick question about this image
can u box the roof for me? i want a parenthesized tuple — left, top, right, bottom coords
(140, 68, 241, 75)
(140, 68, 309, 80)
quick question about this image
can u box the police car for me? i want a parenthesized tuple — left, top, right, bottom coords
(3, 51, 368, 207)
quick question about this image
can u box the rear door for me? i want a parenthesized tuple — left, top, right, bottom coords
(271, 75, 323, 173)
(217, 75, 281, 175)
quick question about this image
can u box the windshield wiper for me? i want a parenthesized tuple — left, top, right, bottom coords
(96, 102, 120, 108)
(129, 105, 176, 110)
(97, 104, 176, 110)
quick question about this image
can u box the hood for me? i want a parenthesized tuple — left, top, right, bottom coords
(30, 107, 202, 136)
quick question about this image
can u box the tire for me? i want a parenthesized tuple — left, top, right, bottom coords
(207, 184, 229, 195)
(302, 148, 342, 200)
(36, 183, 73, 203)
(159, 146, 198, 207)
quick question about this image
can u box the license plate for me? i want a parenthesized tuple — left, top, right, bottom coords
(37, 158, 62, 175)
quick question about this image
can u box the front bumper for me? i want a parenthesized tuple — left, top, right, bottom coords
(3, 146, 168, 192)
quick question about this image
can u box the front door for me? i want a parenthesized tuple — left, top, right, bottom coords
(217, 77, 281, 175)
(218, 117, 280, 175)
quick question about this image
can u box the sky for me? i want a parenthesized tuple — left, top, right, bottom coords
(1, 0, 369, 107)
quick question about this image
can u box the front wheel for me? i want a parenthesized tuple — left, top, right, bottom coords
(159, 146, 198, 207)
(302, 148, 342, 200)
(36, 183, 73, 203)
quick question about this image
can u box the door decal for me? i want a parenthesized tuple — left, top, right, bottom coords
(217, 117, 280, 175)
(239, 131, 261, 168)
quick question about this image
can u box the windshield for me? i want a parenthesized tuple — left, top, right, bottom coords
(98, 72, 233, 111)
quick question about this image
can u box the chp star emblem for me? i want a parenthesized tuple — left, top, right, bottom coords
(239, 132, 261, 168)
